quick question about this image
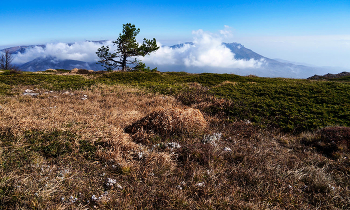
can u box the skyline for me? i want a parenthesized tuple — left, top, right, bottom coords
(1, 0, 349, 69)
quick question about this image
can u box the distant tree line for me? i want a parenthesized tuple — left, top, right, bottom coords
(0, 49, 18, 70)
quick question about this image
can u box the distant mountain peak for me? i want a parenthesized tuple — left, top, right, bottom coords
(3, 41, 342, 78)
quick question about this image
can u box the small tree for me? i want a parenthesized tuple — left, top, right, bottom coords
(96, 23, 159, 71)
(0, 49, 15, 70)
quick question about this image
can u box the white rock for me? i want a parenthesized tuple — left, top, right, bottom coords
(91, 195, 98, 201)
(116, 183, 123, 189)
(224, 147, 232, 152)
(195, 182, 205, 187)
(106, 178, 117, 186)
(23, 92, 39, 96)
(69, 195, 78, 203)
(167, 142, 181, 149)
(202, 133, 222, 145)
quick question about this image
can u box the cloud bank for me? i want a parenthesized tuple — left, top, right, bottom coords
(142, 28, 263, 70)
(12, 26, 263, 72)
(13, 41, 113, 64)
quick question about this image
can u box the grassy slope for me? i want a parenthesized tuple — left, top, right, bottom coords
(98, 72, 350, 133)
(0, 70, 349, 209)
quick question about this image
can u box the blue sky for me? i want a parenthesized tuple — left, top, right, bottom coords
(1, 0, 349, 68)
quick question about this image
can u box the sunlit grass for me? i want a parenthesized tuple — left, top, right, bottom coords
(0, 70, 349, 209)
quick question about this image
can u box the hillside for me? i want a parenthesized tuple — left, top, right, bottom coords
(19, 56, 105, 72)
(0, 70, 349, 209)
(308, 71, 350, 80)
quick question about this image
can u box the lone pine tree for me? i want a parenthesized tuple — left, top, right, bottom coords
(96, 23, 159, 71)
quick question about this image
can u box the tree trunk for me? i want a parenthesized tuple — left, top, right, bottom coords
(122, 54, 127, 71)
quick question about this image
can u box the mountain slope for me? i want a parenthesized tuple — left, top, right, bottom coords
(0, 41, 336, 78)
(19, 56, 104, 71)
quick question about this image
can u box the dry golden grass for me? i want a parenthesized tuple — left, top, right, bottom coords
(0, 84, 185, 209)
(0, 84, 182, 164)
(0, 82, 349, 209)
(125, 107, 207, 136)
(214, 80, 237, 88)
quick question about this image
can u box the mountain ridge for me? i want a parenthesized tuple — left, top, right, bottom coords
(0, 41, 341, 78)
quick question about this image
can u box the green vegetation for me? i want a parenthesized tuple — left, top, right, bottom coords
(332, 75, 350, 81)
(210, 80, 350, 133)
(1, 71, 350, 133)
(133, 61, 158, 72)
(98, 72, 350, 133)
(0, 72, 95, 92)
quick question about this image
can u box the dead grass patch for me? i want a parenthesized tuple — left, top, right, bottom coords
(214, 80, 237, 88)
(125, 107, 207, 138)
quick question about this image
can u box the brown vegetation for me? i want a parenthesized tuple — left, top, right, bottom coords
(0, 83, 349, 209)
(125, 107, 207, 143)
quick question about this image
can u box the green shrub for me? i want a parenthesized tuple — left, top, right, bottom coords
(25, 130, 76, 158)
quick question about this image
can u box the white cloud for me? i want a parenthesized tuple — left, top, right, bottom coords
(13, 41, 112, 64)
(12, 26, 263, 71)
(219, 25, 233, 38)
(142, 27, 263, 69)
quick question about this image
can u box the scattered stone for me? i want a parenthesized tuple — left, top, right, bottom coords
(202, 133, 222, 145)
(23, 88, 40, 96)
(224, 147, 232, 152)
(69, 195, 78, 203)
(23, 92, 39, 97)
(138, 151, 144, 159)
(167, 142, 181, 149)
(91, 192, 109, 202)
(195, 182, 205, 187)
(116, 183, 123, 190)
(244, 119, 252, 124)
(106, 178, 117, 187)
(91, 195, 98, 201)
